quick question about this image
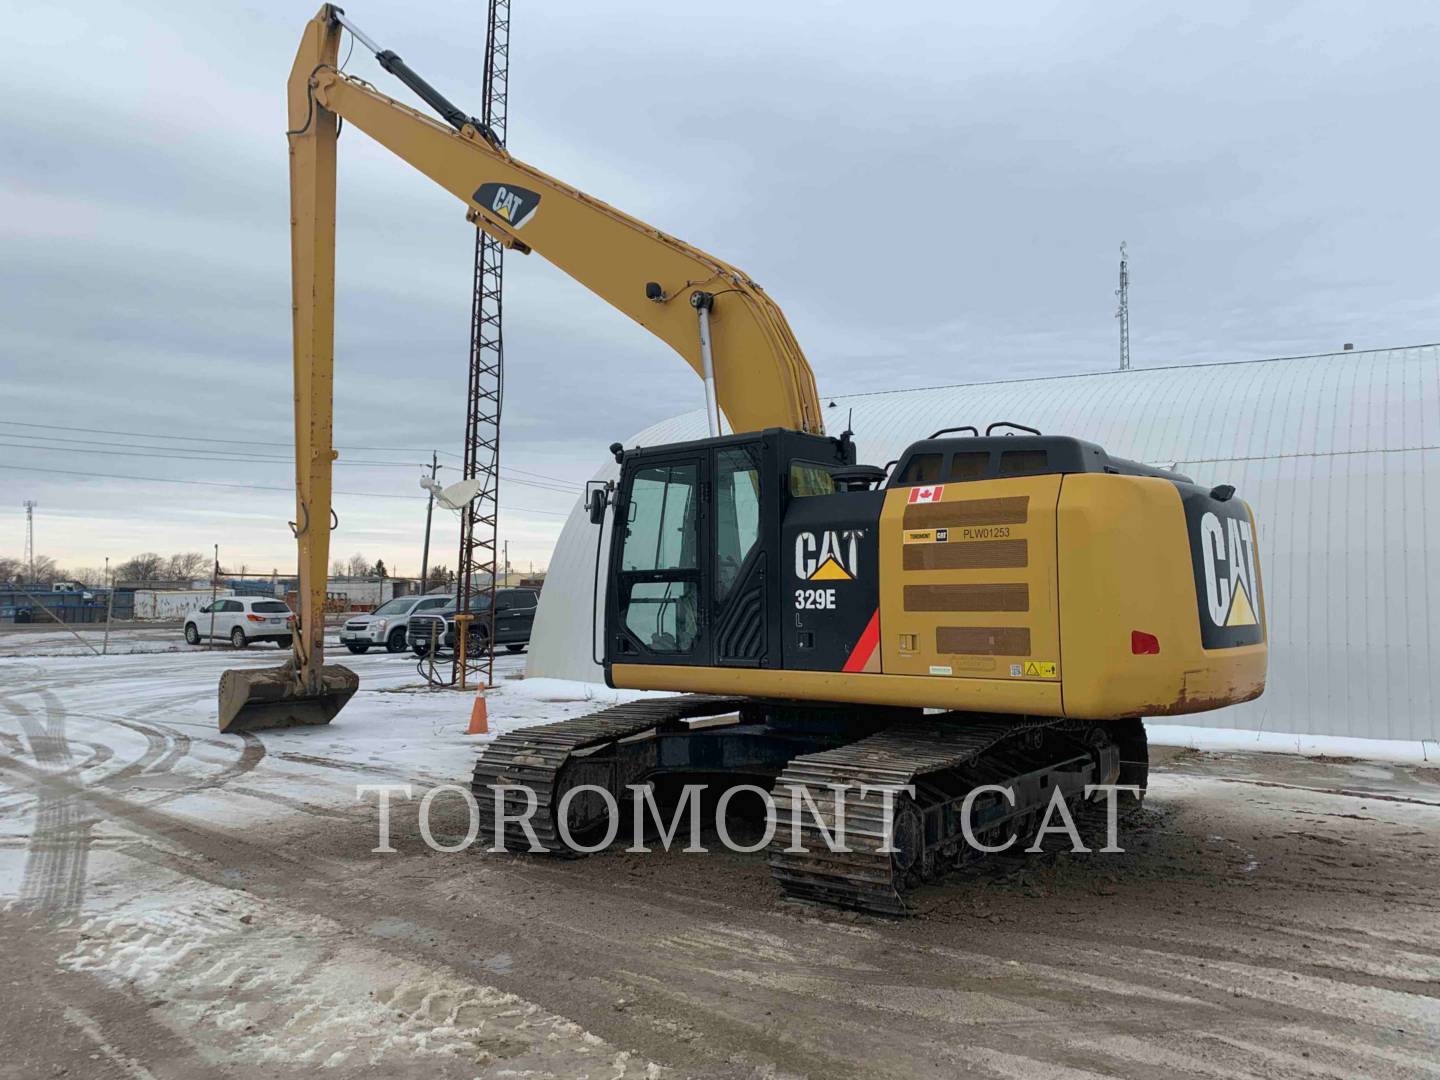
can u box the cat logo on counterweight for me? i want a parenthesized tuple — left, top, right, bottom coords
(1200, 510, 1258, 629)
(1183, 491, 1265, 649)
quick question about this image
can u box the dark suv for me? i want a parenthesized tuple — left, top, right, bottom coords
(407, 587, 540, 657)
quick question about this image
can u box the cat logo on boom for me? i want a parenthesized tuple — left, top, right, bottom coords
(473, 182, 541, 229)
(795, 531, 863, 581)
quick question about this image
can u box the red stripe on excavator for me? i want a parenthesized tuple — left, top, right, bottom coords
(842, 609, 881, 673)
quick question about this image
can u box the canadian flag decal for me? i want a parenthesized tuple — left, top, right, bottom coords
(907, 485, 945, 504)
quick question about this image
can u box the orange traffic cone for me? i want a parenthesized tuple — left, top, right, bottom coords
(467, 691, 489, 735)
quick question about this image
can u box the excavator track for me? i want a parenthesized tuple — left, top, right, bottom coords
(474, 696, 1143, 917)
(472, 695, 746, 850)
(768, 716, 1125, 915)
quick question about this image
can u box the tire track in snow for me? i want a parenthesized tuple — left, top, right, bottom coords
(3, 691, 91, 916)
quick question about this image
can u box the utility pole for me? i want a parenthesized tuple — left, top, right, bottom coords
(420, 451, 440, 592)
(1115, 241, 1131, 371)
(503, 540, 509, 585)
(208, 544, 219, 649)
(23, 500, 36, 580)
(102, 555, 114, 656)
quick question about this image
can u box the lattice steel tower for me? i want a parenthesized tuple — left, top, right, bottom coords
(455, 0, 511, 687)
(1116, 241, 1131, 371)
(22, 500, 36, 580)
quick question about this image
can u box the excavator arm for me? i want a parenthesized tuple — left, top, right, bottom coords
(295, 6, 822, 435)
(218, 6, 823, 731)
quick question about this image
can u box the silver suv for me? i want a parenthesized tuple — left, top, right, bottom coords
(339, 593, 454, 654)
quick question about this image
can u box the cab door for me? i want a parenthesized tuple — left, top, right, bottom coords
(609, 456, 708, 666)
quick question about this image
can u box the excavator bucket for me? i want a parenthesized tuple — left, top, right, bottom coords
(218, 661, 358, 734)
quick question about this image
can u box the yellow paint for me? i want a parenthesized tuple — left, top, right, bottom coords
(274, 5, 827, 701)
(301, 36, 822, 437)
(808, 556, 852, 581)
(881, 475, 1062, 683)
(1056, 474, 1267, 717)
(1226, 581, 1258, 627)
(612, 664, 1065, 715)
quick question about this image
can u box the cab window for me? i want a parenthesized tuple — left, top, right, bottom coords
(716, 447, 762, 601)
(948, 452, 989, 480)
(897, 453, 943, 485)
(998, 449, 1049, 475)
(789, 461, 835, 498)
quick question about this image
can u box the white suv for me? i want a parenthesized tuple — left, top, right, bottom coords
(339, 593, 453, 654)
(184, 597, 294, 649)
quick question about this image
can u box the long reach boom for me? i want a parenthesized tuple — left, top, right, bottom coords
(218, 6, 823, 731)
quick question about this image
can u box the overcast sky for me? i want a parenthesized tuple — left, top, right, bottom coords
(3, 0, 1437, 578)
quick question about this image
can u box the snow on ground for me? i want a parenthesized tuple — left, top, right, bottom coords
(0, 628, 663, 1076)
(4, 626, 1440, 1078)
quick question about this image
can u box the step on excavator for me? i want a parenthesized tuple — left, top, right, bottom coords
(221, 7, 1267, 912)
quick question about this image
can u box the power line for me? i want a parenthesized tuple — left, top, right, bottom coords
(0, 418, 455, 456)
(0, 437, 426, 469)
(0, 439, 575, 492)
(0, 463, 572, 516)
(0, 421, 578, 487)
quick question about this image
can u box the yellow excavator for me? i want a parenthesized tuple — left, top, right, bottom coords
(222, 7, 1267, 911)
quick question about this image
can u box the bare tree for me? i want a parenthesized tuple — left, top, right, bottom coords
(117, 552, 165, 582)
(165, 552, 208, 581)
(331, 560, 346, 579)
(424, 564, 453, 592)
(0, 556, 20, 582)
(14, 554, 61, 583)
(67, 566, 109, 587)
(346, 553, 371, 578)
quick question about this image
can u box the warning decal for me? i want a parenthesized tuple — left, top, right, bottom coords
(1009, 660, 1058, 679)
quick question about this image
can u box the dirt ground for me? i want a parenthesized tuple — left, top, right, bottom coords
(2, 630, 1438, 1079)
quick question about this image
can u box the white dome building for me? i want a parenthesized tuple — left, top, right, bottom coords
(527, 343, 1440, 745)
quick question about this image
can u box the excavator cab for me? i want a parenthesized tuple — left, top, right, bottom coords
(603, 429, 858, 675)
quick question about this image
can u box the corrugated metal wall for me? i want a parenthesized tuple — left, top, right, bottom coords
(528, 345, 1440, 742)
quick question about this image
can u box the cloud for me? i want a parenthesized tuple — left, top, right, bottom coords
(3, 0, 1437, 571)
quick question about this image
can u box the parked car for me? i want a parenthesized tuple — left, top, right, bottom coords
(338, 593, 454, 654)
(184, 597, 294, 648)
(407, 588, 539, 657)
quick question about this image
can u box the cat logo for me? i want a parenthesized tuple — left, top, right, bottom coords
(1199, 510, 1259, 629)
(472, 182, 541, 229)
(795, 530, 862, 581)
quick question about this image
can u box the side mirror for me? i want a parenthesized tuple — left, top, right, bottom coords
(585, 481, 610, 525)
